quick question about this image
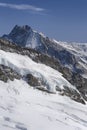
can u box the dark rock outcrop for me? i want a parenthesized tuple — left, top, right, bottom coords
(26, 74, 41, 87)
(63, 86, 85, 104)
(0, 65, 21, 82)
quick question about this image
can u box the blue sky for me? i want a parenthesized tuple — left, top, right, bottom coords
(0, 0, 87, 42)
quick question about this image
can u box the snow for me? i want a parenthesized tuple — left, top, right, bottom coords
(26, 32, 38, 48)
(26, 30, 42, 49)
(53, 39, 87, 77)
(53, 39, 87, 56)
(0, 79, 87, 130)
(0, 50, 77, 93)
(0, 50, 87, 130)
(39, 32, 46, 38)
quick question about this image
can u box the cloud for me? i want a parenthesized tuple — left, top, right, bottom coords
(0, 3, 44, 12)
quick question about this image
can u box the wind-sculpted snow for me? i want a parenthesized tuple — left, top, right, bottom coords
(0, 79, 87, 130)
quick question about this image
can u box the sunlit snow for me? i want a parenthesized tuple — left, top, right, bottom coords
(0, 50, 87, 130)
(0, 80, 87, 130)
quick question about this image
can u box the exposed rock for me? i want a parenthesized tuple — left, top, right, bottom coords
(62, 86, 86, 104)
(0, 65, 21, 82)
(26, 74, 41, 87)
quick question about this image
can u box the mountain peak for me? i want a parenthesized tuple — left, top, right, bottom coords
(9, 25, 32, 35)
(2, 25, 35, 46)
(2, 25, 46, 48)
(14, 25, 31, 30)
(22, 25, 31, 30)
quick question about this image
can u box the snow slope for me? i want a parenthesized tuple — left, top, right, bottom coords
(0, 50, 87, 130)
(0, 79, 87, 130)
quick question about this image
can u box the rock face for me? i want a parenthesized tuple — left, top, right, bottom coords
(3, 25, 31, 46)
(2, 25, 45, 50)
(0, 65, 21, 82)
(26, 74, 41, 87)
(62, 85, 85, 104)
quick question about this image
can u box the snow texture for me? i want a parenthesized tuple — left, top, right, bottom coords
(0, 79, 87, 130)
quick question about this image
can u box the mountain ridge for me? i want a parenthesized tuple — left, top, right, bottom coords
(2, 25, 87, 74)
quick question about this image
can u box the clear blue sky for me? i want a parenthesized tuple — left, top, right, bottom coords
(0, 0, 87, 42)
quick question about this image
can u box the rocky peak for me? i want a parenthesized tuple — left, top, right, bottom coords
(9, 25, 32, 36)
(11, 25, 31, 31)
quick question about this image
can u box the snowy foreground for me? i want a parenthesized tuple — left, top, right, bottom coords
(0, 50, 87, 130)
(0, 80, 87, 130)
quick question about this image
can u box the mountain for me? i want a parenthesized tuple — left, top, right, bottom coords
(2, 25, 87, 74)
(0, 38, 84, 103)
(2, 25, 87, 98)
(2, 25, 46, 49)
(1, 25, 87, 130)
(0, 37, 87, 130)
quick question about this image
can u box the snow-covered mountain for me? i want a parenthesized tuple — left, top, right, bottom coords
(3, 25, 87, 75)
(0, 38, 87, 130)
(2, 25, 87, 98)
(1, 25, 87, 130)
(3, 25, 46, 49)
(0, 38, 84, 103)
